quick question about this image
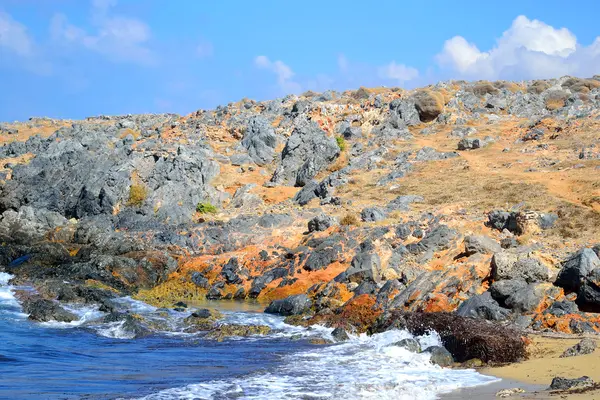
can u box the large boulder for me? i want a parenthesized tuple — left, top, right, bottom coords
(307, 214, 337, 232)
(463, 235, 502, 256)
(264, 294, 312, 316)
(456, 292, 510, 321)
(334, 241, 382, 284)
(555, 248, 600, 292)
(412, 90, 445, 122)
(504, 283, 562, 313)
(241, 116, 278, 166)
(491, 252, 553, 283)
(271, 120, 340, 186)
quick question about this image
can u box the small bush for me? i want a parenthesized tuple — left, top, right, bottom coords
(528, 80, 551, 94)
(196, 202, 218, 214)
(340, 213, 359, 226)
(127, 184, 147, 207)
(335, 136, 347, 152)
(470, 81, 499, 96)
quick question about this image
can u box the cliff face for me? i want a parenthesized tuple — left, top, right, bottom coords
(1, 76, 600, 334)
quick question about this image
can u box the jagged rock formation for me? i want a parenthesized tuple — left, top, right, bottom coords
(1, 76, 600, 336)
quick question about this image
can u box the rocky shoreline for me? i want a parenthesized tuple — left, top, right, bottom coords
(2, 76, 600, 382)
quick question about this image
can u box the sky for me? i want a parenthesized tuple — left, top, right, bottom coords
(0, 0, 599, 121)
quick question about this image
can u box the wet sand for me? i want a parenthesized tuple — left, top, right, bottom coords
(444, 334, 600, 399)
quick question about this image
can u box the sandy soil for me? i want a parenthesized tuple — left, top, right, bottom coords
(448, 334, 600, 399)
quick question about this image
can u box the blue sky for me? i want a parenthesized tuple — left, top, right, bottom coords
(0, 0, 599, 121)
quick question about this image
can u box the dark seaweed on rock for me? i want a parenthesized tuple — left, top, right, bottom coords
(370, 311, 527, 363)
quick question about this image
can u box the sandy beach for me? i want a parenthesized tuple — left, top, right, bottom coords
(445, 334, 600, 399)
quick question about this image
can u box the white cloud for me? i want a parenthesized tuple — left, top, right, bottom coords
(196, 39, 213, 58)
(436, 15, 599, 80)
(0, 11, 34, 56)
(378, 61, 419, 85)
(51, 0, 156, 65)
(254, 55, 301, 93)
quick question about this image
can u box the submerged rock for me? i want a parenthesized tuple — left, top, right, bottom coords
(205, 324, 272, 341)
(392, 338, 421, 353)
(423, 346, 454, 367)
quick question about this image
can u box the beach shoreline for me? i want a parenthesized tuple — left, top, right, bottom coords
(444, 334, 600, 399)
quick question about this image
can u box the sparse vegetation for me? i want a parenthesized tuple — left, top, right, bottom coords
(196, 201, 218, 214)
(127, 183, 148, 207)
(335, 136, 346, 152)
(340, 213, 360, 226)
(470, 81, 499, 96)
(545, 91, 569, 110)
(119, 128, 141, 140)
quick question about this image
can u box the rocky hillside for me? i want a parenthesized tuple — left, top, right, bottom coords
(1, 76, 600, 337)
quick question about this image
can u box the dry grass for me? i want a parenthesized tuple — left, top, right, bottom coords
(545, 96, 567, 111)
(119, 128, 141, 140)
(340, 213, 360, 226)
(554, 203, 600, 239)
(390, 159, 554, 211)
(470, 81, 499, 96)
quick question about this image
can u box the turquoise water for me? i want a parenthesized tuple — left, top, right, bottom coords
(0, 273, 499, 399)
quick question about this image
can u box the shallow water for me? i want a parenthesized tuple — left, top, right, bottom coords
(0, 273, 499, 399)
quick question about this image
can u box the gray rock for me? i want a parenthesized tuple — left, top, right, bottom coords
(464, 235, 502, 256)
(450, 126, 477, 138)
(549, 376, 594, 391)
(241, 117, 277, 165)
(386, 195, 423, 212)
(308, 214, 337, 232)
(393, 338, 421, 353)
(264, 294, 312, 316)
(414, 147, 459, 161)
(342, 126, 362, 140)
(504, 283, 560, 313)
(331, 327, 350, 342)
(271, 120, 340, 186)
(523, 128, 545, 141)
(491, 252, 552, 283)
(406, 225, 458, 255)
(560, 338, 596, 358)
(361, 207, 386, 222)
(555, 248, 600, 292)
(230, 153, 254, 166)
(458, 137, 483, 150)
(23, 299, 78, 323)
(423, 346, 454, 367)
(577, 269, 600, 310)
(456, 291, 510, 321)
(335, 241, 382, 284)
(487, 210, 519, 233)
(538, 213, 558, 229)
(544, 300, 579, 316)
(190, 272, 210, 289)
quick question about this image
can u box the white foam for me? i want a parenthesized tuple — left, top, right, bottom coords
(220, 310, 333, 340)
(96, 321, 137, 340)
(40, 304, 105, 328)
(135, 329, 499, 400)
(0, 272, 26, 319)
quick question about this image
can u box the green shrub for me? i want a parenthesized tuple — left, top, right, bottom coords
(196, 202, 218, 214)
(336, 136, 347, 152)
(127, 184, 147, 207)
